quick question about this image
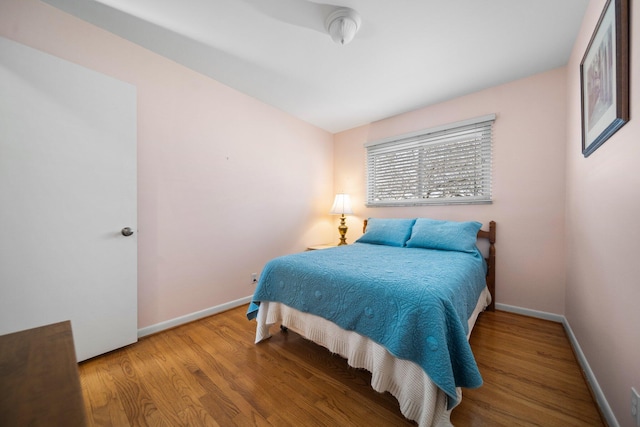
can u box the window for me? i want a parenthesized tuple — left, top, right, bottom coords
(365, 114, 495, 206)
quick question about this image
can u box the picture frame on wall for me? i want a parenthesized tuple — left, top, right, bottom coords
(580, 0, 629, 157)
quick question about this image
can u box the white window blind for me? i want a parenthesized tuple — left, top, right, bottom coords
(365, 114, 495, 206)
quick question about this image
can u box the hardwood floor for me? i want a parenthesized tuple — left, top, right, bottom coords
(79, 306, 604, 426)
(451, 311, 604, 426)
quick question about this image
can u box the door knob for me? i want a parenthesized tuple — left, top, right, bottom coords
(121, 227, 134, 236)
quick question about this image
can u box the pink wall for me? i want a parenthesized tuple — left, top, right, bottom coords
(334, 68, 568, 314)
(0, 0, 335, 329)
(565, 1, 640, 425)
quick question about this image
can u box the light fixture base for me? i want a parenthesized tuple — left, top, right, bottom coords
(325, 7, 361, 45)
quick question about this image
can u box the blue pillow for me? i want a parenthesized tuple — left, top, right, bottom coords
(405, 218, 482, 253)
(356, 218, 416, 247)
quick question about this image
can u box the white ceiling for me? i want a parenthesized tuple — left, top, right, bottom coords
(43, 0, 589, 133)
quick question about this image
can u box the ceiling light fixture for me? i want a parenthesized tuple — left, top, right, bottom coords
(325, 7, 361, 45)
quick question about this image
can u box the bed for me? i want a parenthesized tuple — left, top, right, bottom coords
(247, 218, 496, 426)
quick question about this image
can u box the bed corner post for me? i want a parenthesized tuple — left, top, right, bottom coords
(487, 221, 496, 311)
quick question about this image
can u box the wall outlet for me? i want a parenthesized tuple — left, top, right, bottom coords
(251, 273, 258, 284)
(632, 387, 640, 426)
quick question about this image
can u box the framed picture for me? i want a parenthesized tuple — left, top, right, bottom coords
(580, 0, 629, 157)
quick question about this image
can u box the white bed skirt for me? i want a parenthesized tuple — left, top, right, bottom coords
(254, 287, 492, 427)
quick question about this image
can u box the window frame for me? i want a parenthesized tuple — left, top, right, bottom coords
(365, 114, 495, 207)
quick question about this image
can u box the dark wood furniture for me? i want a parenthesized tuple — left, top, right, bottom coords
(477, 220, 497, 311)
(0, 320, 87, 427)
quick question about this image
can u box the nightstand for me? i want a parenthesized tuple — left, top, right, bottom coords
(307, 243, 341, 251)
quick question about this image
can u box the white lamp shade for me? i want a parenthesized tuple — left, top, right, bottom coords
(330, 193, 354, 215)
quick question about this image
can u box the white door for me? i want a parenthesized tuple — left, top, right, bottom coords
(0, 37, 137, 361)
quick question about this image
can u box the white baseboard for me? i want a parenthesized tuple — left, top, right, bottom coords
(495, 303, 618, 427)
(562, 317, 619, 427)
(494, 302, 565, 323)
(137, 295, 253, 338)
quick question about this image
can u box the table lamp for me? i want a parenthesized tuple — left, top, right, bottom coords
(329, 193, 353, 245)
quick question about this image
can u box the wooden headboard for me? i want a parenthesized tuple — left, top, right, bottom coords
(362, 219, 496, 311)
(479, 221, 496, 311)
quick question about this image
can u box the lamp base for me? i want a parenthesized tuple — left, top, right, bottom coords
(337, 214, 348, 245)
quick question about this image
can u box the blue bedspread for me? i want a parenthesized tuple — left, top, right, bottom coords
(247, 243, 487, 408)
